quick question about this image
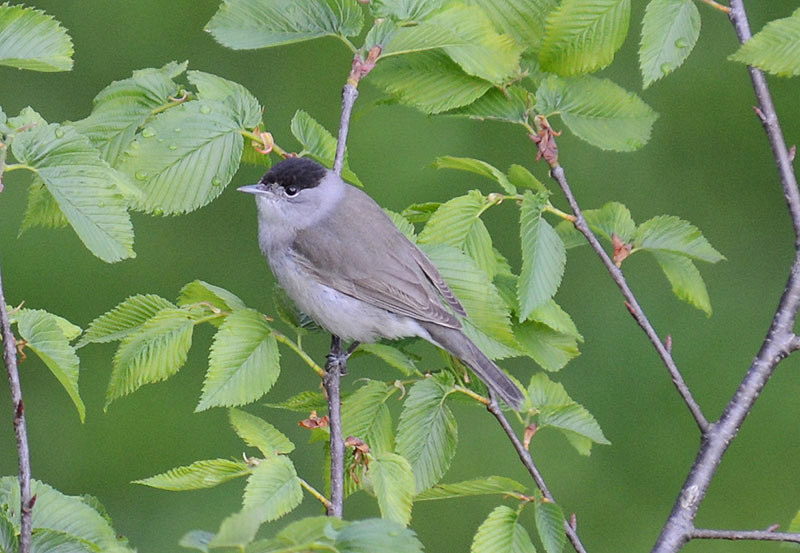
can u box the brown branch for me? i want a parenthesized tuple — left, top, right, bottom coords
(692, 528, 800, 543)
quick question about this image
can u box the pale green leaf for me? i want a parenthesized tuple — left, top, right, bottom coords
(0, 4, 73, 71)
(729, 7, 800, 77)
(229, 408, 295, 456)
(210, 509, 263, 550)
(10, 118, 135, 262)
(242, 456, 303, 522)
(396, 376, 457, 492)
(335, 519, 424, 553)
(635, 215, 724, 262)
(639, 0, 700, 88)
(536, 75, 658, 151)
(651, 251, 712, 315)
(789, 509, 800, 533)
(369, 0, 446, 20)
(73, 62, 186, 166)
(118, 99, 243, 214)
(431, 156, 515, 194)
(465, 0, 559, 50)
(465, 218, 499, 280)
(444, 86, 534, 126)
(179, 530, 214, 553)
(418, 190, 487, 247)
(20, 183, 68, 234)
(518, 192, 566, 320)
(79, 294, 175, 347)
(290, 110, 361, 186)
(508, 164, 546, 193)
(385, 209, 417, 243)
(401, 202, 441, 224)
(540, 0, 630, 76)
(198, 308, 280, 411)
(370, 50, 492, 114)
(555, 219, 586, 250)
(272, 283, 320, 333)
(206, 0, 364, 50)
(583, 201, 636, 243)
(342, 380, 396, 454)
(30, 529, 95, 553)
(369, 452, 415, 526)
(106, 308, 194, 408)
(415, 475, 527, 500)
(0, 511, 17, 553)
(178, 280, 246, 313)
(274, 516, 346, 546)
(264, 390, 328, 412)
(188, 70, 262, 128)
(526, 300, 582, 341)
(514, 321, 579, 372)
(535, 501, 566, 553)
(471, 505, 537, 553)
(133, 459, 251, 491)
(15, 309, 84, 422)
(356, 342, 418, 376)
(380, 21, 467, 57)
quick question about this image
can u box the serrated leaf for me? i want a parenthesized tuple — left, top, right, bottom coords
(540, 0, 630, 76)
(639, 0, 700, 88)
(471, 505, 537, 553)
(133, 459, 251, 491)
(118, 99, 243, 215)
(178, 280, 246, 312)
(385, 209, 417, 242)
(206, 0, 364, 50)
(514, 320, 579, 372)
(0, 511, 16, 553)
(583, 201, 636, 243)
(518, 192, 566, 320)
(369, 452, 415, 526)
(342, 380, 395, 454)
(634, 215, 724, 263)
(274, 515, 345, 546)
(79, 294, 175, 347)
(242, 456, 303, 522)
(396, 376, 457, 492)
(415, 475, 527, 500)
(527, 300, 582, 341)
(10, 117, 136, 262)
(534, 501, 566, 553)
(536, 75, 658, 151)
(198, 308, 280, 411)
(188, 70, 262, 128)
(290, 110, 361, 186)
(371, 50, 492, 114)
(335, 519, 424, 553)
(729, 7, 800, 77)
(106, 308, 194, 408)
(445, 86, 534, 126)
(401, 202, 441, 224)
(210, 509, 263, 550)
(15, 309, 85, 422)
(0, 4, 73, 71)
(265, 390, 328, 412)
(20, 183, 68, 234)
(466, 0, 559, 50)
(418, 190, 487, 246)
(229, 408, 295, 456)
(554, 219, 585, 249)
(369, 0, 446, 21)
(431, 156, 515, 194)
(355, 343, 418, 376)
(508, 164, 546, 193)
(651, 250, 712, 315)
(380, 20, 467, 57)
(30, 529, 95, 553)
(73, 62, 186, 166)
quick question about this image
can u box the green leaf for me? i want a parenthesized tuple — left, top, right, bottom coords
(79, 294, 175, 347)
(0, 4, 73, 71)
(15, 309, 84, 422)
(395, 376, 457, 492)
(370, 50, 492, 114)
(118, 99, 243, 215)
(518, 192, 566, 320)
(431, 156, 515, 194)
(471, 505, 537, 553)
(634, 215, 724, 263)
(536, 75, 658, 151)
(379, 20, 467, 57)
(274, 515, 345, 546)
(105, 308, 194, 408)
(444, 86, 534, 126)
(789, 509, 800, 533)
(508, 164, 546, 193)
(229, 408, 295, 456)
(10, 116, 136, 262)
(73, 62, 186, 166)
(402, 202, 441, 224)
(265, 390, 328, 412)
(369, 0, 446, 20)
(178, 280, 246, 313)
(188, 70, 262, 128)
(356, 344, 418, 376)
(534, 501, 566, 553)
(342, 380, 396, 454)
(729, 7, 800, 77)
(555, 219, 585, 250)
(651, 251, 712, 315)
(20, 183, 68, 234)
(242, 456, 303, 522)
(290, 110, 361, 186)
(415, 475, 527, 500)
(133, 459, 251, 491)
(210, 509, 263, 550)
(179, 530, 214, 553)
(369, 452, 415, 526)
(0, 511, 17, 553)
(386, 209, 418, 242)
(639, 0, 700, 88)
(514, 320, 580, 372)
(30, 529, 95, 553)
(206, 0, 364, 50)
(197, 308, 280, 411)
(582, 201, 636, 243)
(335, 519, 424, 553)
(540, 0, 630, 76)
(526, 300, 582, 341)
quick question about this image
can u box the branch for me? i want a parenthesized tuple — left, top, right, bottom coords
(549, 165, 709, 432)
(487, 397, 588, 553)
(0, 253, 33, 553)
(692, 528, 800, 543)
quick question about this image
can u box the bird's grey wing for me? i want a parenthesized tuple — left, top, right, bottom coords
(291, 187, 462, 328)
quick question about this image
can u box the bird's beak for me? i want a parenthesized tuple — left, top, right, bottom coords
(237, 183, 267, 195)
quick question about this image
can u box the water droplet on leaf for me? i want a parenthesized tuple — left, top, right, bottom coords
(142, 127, 156, 138)
(168, 144, 177, 151)
(199, 105, 211, 115)
(211, 176, 222, 187)
(674, 38, 688, 49)
(135, 171, 148, 181)
(660, 62, 672, 75)
(173, 127, 181, 133)
(54, 128, 64, 138)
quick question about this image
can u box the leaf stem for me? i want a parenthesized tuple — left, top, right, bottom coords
(298, 477, 332, 510)
(453, 385, 489, 405)
(696, 0, 730, 14)
(543, 204, 577, 222)
(272, 331, 326, 377)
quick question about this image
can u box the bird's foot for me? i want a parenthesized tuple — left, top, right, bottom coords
(325, 338, 360, 376)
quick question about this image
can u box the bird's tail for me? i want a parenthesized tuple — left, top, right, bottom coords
(422, 324, 524, 409)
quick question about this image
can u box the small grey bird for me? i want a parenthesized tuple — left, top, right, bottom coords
(239, 157, 523, 409)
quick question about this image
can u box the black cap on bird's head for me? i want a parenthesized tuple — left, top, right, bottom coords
(261, 157, 327, 192)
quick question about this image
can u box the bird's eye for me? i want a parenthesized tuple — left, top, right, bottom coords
(285, 185, 299, 197)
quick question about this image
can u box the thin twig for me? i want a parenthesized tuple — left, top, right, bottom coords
(487, 396, 588, 553)
(692, 528, 800, 543)
(550, 165, 709, 433)
(0, 253, 33, 553)
(697, 0, 731, 14)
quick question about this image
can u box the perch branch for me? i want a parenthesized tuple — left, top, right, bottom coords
(691, 528, 800, 543)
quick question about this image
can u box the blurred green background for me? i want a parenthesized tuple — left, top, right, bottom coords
(1, 2, 799, 552)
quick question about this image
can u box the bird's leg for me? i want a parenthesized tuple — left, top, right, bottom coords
(325, 335, 360, 376)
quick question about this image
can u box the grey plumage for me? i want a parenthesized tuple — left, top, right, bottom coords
(239, 157, 523, 409)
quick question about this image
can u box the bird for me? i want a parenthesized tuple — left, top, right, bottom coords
(238, 157, 523, 409)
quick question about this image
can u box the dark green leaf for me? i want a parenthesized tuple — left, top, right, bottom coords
(729, 7, 800, 77)
(335, 519, 424, 553)
(415, 475, 527, 500)
(20, 183, 68, 234)
(651, 250, 712, 315)
(534, 501, 566, 553)
(639, 0, 700, 88)
(133, 459, 251, 491)
(230, 408, 295, 456)
(0, 3, 73, 71)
